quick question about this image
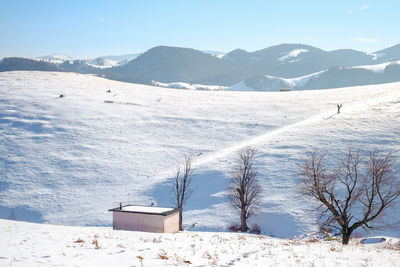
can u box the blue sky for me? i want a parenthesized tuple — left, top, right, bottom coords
(1, 0, 399, 58)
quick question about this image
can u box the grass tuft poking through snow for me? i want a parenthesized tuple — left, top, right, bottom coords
(1, 219, 399, 266)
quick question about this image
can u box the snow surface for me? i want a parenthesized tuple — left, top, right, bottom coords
(1, 71, 400, 239)
(152, 80, 227, 91)
(86, 59, 119, 68)
(228, 70, 327, 91)
(120, 205, 174, 214)
(370, 52, 386, 60)
(228, 81, 255, 91)
(229, 60, 400, 91)
(37, 54, 74, 64)
(277, 49, 309, 62)
(351, 60, 400, 73)
(1, 219, 399, 266)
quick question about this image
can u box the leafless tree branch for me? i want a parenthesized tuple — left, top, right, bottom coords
(299, 147, 400, 244)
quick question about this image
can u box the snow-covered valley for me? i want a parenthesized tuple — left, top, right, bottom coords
(1, 71, 400, 265)
(1, 71, 400, 234)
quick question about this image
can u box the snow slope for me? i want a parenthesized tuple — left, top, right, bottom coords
(1, 219, 399, 267)
(228, 70, 327, 91)
(152, 80, 227, 91)
(37, 54, 74, 64)
(351, 60, 400, 73)
(1, 71, 400, 238)
(277, 49, 309, 62)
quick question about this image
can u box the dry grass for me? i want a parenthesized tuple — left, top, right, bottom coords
(159, 254, 169, 260)
(153, 237, 162, 243)
(136, 255, 144, 265)
(73, 238, 85, 243)
(382, 240, 400, 251)
(324, 237, 340, 241)
(92, 239, 100, 249)
(237, 235, 247, 241)
(306, 237, 319, 243)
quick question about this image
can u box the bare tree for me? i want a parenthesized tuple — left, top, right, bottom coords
(337, 104, 343, 114)
(299, 147, 400, 244)
(172, 154, 194, 231)
(228, 146, 262, 232)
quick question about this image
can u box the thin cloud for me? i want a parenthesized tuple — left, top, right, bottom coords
(353, 38, 378, 43)
(347, 4, 369, 14)
(97, 17, 105, 23)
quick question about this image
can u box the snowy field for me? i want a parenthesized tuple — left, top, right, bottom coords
(1, 219, 399, 266)
(1, 71, 400, 239)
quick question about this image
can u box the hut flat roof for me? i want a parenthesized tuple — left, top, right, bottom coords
(108, 205, 178, 216)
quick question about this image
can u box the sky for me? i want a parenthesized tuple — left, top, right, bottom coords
(0, 0, 399, 59)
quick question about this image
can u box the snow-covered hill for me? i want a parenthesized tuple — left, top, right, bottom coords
(152, 80, 228, 90)
(277, 48, 309, 63)
(229, 61, 400, 91)
(1, 71, 400, 238)
(1, 219, 399, 266)
(229, 70, 326, 91)
(37, 54, 74, 64)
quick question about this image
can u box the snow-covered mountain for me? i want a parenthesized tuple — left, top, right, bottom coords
(86, 53, 140, 68)
(2, 43, 400, 88)
(37, 53, 139, 68)
(1, 71, 399, 239)
(152, 80, 227, 90)
(201, 50, 225, 58)
(37, 54, 74, 63)
(370, 43, 400, 62)
(277, 48, 309, 62)
(229, 61, 400, 91)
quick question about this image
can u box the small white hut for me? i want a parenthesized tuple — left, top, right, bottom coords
(109, 204, 180, 233)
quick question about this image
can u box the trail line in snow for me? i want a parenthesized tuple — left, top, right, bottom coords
(193, 90, 393, 168)
(194, 111, 334, 166)
(153, 89, 393, 183)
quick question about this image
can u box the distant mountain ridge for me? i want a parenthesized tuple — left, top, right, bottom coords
(233, 62, 400, 92)
(1, 43, 400, 90)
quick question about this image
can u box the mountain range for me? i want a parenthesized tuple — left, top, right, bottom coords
(1, 43, 400, 91)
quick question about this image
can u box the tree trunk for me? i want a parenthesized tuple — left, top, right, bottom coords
(179, 208, 183, 231)
(341, 228, 352, 245)
(240, 208, 247, 232)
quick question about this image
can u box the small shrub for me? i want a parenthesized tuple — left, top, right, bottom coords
(228, 224, 240, 232)
(319, 227, 332, 237)
(250, 224, 261, 234)
(73, 238, 85, 243)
